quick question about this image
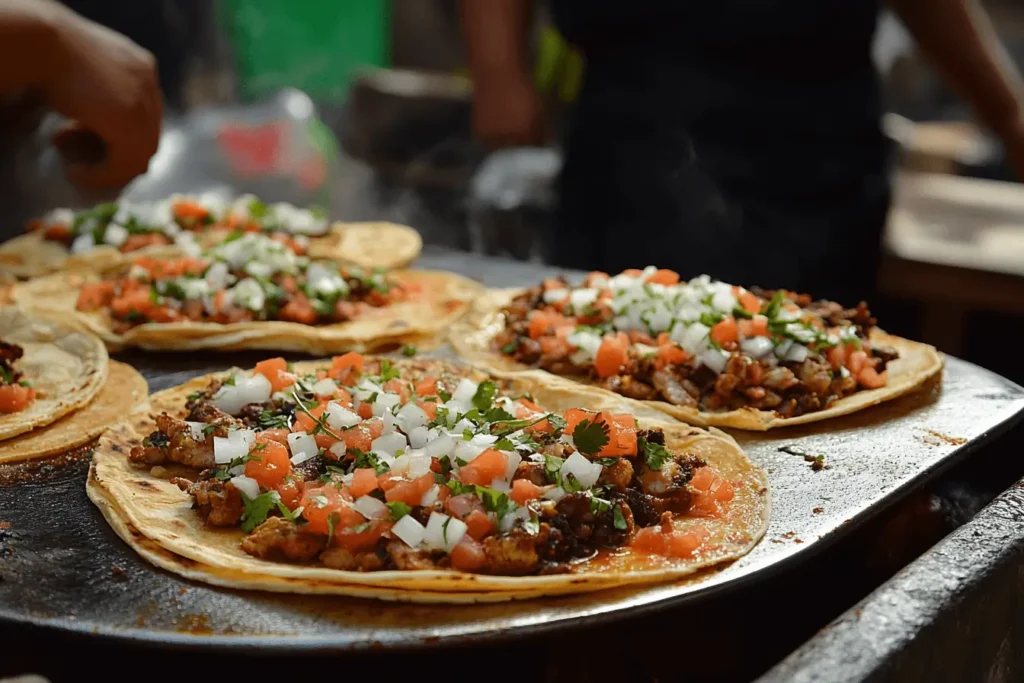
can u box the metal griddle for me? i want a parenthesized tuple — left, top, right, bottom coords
(1, 248, 1023, 655)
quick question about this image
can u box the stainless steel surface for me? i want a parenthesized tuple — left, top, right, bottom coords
(1, 250, 1022, 652)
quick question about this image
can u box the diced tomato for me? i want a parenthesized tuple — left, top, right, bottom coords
(668, 527, 709, 558)
(846, 350, 869, 375)
(417, 399, 438, 420)
(655, 344, 688, 369)
(710, 317, 739, 345)
(562, 407, 596, 435)
(450, 537, 487, 571)
(254, 357, 297, 392)
(335, 520, 393, 551)
(631, 526, 669, 554)
(76, 282, 114, 311)
(340, 418, 383, 452)
(689, 468, 734, 518)
(315, 432, 341, 450)
(690, 467, 716, 492)
(446, 493, 485, 518)
(457, 448, 508, 486)
(121, 233, 171, 252)
(539, 335, 573, 358)
(299, 485, 346, 534)
(463, 510, 495, 540)
(144, 306, 179, 323)
(279, 275, 299, 294)
(244, 436, 292, 489)
(293, 403, 328, 433)
(510, 479, 544, 505)
(524, 415, 555, 434)
(173, 200, 210, 221)
(329, 352, 364, 384)
(738, 315, 770, 338)
(732, 286, 761, 314)
(349, 468, 379, 498)
(627, 330, 655, 345)
(415, 376, 439, 396)
(601, 412, 638, 457)
(384, 378, 411, 403)
(622, 268, 644, 277)
(594, 332, 630, 378)
(516, 397, 544, 415)
(111, 289, 154, 319)
(0, 384, 34, 413)
(43, 224, 71, 241)
(858, 367, 887, 389)
(383, 473, 436, 506)
(279, 293, 318, 324)
(357, 402, 373, 420)
(528, 310, 556, 340)
(827, 343, 847, 371)
(274, 478, 303, 510)
(260, 429, 289, 445)
(646, 269, 680, 286)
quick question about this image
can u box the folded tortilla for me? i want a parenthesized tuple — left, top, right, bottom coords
(0, 361, 147, 463)
(0, 222, 422, 279)
(86, 359, 769, 602)
(0, 307, 109, 441)
(449, 288, 945, 431)
(10, 270, 482, 355)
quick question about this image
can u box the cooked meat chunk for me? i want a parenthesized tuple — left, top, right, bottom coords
(603, 374, 658, 401)
(0, 341, 25, 384)
(386, 540, 443, 570)
(599, 458, 634, 491)
(241, 517, 326, 561)
(797, 360, 833, 396)
(762, 367, 799, 392)
(549, 492, 632, 550)
(185, 401, 240, 431)
(636, 454, 704, 513)
(321, 546, 385, 571)
(872, 345, 899, 366)
(292, 453, 328, 483)
(513, 461, 548, 486)
(481, 528, 541, 575)
(652, 369, 697, 406)
(174, 477, 243, 526)
(613, 488, 663, 528)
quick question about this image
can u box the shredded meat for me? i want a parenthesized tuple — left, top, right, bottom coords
(321, 546, 385, 571)
(481, 528, 541, 575)
(386, 540, 443, 570)
(651, 369, 697, 406)
(241, 517, 326, 561)
(173, 477, 243, 526)
(513, 461, 548, 486)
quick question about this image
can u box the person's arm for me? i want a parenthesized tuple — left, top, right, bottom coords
(0, 0, 161, 191)
(888, 0, 1024, 175)
(459, 0, 544, 148)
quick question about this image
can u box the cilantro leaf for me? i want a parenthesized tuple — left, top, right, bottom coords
(699, 311, 723, 328)
(762, 291, 786, 320)
(483, 406, 516, 423)
(589, 496, 612, 515)
(543, 454, 564, 478)
(377, 360, 400, 382)
(500, 341, 518, 354)
(476, 486, 515, 518)
(545, 413, 567, 433)
(638, 434, 671, 471)
(471, 380, 499, 412)
(612, 503, 628, 530)
(257, 409, 292, 430)
(438, 389, 453, 403)
(352, 449, 389, 475)
(492, 438, 515, 451)
(239, 491, 280, 533)
(572, 419, 610, 456)
(401, 345, 418, 357)
(326, 510, 339, 539)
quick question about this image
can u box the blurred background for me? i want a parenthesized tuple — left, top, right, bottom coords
(5, 0, 1024, 382)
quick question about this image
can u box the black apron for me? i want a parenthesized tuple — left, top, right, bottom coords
(550, 0, 893, 306)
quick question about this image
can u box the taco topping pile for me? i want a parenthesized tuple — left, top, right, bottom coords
(0, 342, 34, 414)
(31, 193, 327, 257)
(129, 355, 734, 575)
(494, 268, 899, 418)
(74, 234, 404, 331)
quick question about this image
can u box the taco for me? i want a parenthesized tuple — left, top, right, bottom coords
(0, 361, 148, 463)
(449, 267, 944, 430)
(0, 194, 421, 278)
(10, 233, 480, 354)
(0, 307, 108, 441)
(87, 354, 769, 601)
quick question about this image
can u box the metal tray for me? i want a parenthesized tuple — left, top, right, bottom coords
(2, 251, 1023, 652)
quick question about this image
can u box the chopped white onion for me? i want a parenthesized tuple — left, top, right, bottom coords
(287, 431, 318, 461)
(542, 486, 566, 502)
(452, 378, 478, 405)
(424, 512, 467, 552)
(420, 485, 440, 507)
(504, 451, 523, 481)
(213, 429, 256, 464)
(560, 452, 602, 489)
(70, 233, 95, 254)
(372, 432, 407, 456)
(407, 453, 433, 478)
(103, 224, 128, 247)
(392, 514, 426, 548)
(784, 344, 810, 363)
(371, 392, 401, 417)
(424, 432, 454, 459)
(408, 425, 430, 449)
(353, 495, 388, 520)
(211, 372, 272, 415)
(699, 348, 729, 374)
(311, 378, 338, 397)
(185, 421, 206, 441)
(397, 402, 429, 433)
(324, 402, 361, 430)
(740, 336, 774, 359)
(229, 475, 260, 499)
(774, 339, 794, 358)
(329, 442, 348, 458)
(381, 410, 399, 434)
(489, 478, 511, 493)
(542, 288, 569, 304)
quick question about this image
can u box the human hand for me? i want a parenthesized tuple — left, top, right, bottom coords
(471, 72, 544, 149)
(41, 9, 162, 191)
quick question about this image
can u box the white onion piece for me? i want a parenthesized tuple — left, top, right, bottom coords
(70, 233, 95, 254)
(229, 475, 260, 499)
(311, 378, 338, 397)
(542, 288, 569, 304)
(452, 378, 478, 405)
(542, 486, 566, 502)
(504, 451, 523, 481)
(424, 433, 454, 459)
(488, 478, 511, 493)
(211, 373, 272, 415)
(185, 421, 206, 441)
(699, 348, 729, 374)
(420, 485, 439, 508)
(287, 431, 318, 461)
(372, 432, 407, 456)
(424, 512, 467, 552)
(371, 392, 401, 417)
(382, 410, 399, 434)
(352, 382, 378, 402)
(740, 336, 774, 359)
(407, 453, 433, 478)
(353, 495, 388, 520)
(774, 339, 793, 358)
(329, 442, 348, 459)
(228, 464, 246, 476)
(397, 402, 429, 433)
(560, 452, 602, 489)
(213, 430, 254, 464)
(453, 438, 490, 464)
(324, 402, 360, 430)
(408, 425, 430, 449)
(392, 515, 426, 548)
(784, 343, 810, 363)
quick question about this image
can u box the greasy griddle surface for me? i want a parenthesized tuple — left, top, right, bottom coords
(1, 349, 1022, 651)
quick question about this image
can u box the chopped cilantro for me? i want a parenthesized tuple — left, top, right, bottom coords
(186, 390, 203, 402)
(442, 517, 452, 546)
(492, 438, 515, 451)
(544, 454, 565, 478)
(239, 491, 280, 533)
(377, 360, 400, 382)
(779, 445, 826, 471)
(483, 406, 516, 423)
(546, 414, 568, 432)
(438, 389, 452, 402)
(326, 510, 339, 539)
(17, 380, 31, 388)
(762, 291, 786, 320)
(471, 380, 498, 412)
(309, 204, 328, 219)
(142, 431, 169, 448)
(500, 341, 518, 355)
(401, 345, 418, 357)
(638, 434, 671, 470)
(699, 311, 723, 328)
(352, 449, 389, 475)
(589, 496, 612, 515)
(572, 419, 610, 456)
(0, 366, 11, 384)
(477, 486, 515, 518)
(732, 305, 754, 320)
(612, 503, 628, 530)
(446, 480, 475, 496)
(257, 409, 291, 430)
(522, 512, 541, 535)
(248, 198, 268, 219)
(462, 429, 474, 441)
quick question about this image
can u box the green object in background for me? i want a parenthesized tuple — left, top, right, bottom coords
(221, 0, 390, 103)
